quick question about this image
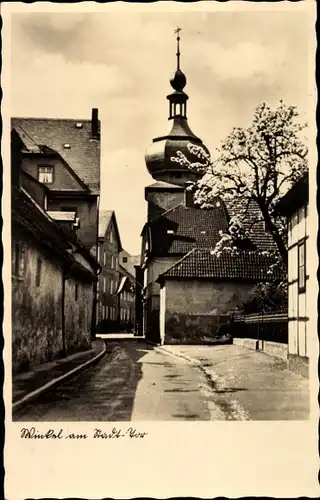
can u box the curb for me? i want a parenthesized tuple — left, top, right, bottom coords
(154, 345, 222, 388)
(12, 340, 107, 412)
(154, 345, 251, 420)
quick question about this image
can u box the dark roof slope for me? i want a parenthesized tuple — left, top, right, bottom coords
(224, 199, 277, 253)
(275, 173, 309, 216)
(11, 117, 100, 194)
(148, 202, 229, 255)
(158, 248, 283, 282)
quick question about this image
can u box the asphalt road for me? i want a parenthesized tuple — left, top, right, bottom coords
(13, 340, 220, 421)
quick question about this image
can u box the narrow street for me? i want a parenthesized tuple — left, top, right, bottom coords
(14, 339, 214, 421)
(13, 339, 309, 421)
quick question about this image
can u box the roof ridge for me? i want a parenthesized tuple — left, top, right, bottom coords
(149, 202, 184, 225)
(12, 116, 93, 123)
(99, 209, 114, 215)
(158, 248, 197, 280)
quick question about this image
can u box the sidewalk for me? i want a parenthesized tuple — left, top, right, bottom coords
(12, 339, 106, 407)
(157, 344, 310, 420)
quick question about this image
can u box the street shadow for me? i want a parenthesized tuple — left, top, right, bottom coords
(13, 338, 151, 422)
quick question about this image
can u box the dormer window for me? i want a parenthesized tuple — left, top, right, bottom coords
(38, 166, 53, 184)
(75, 122, 83, 129)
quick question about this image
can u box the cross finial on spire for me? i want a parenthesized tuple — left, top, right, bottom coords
(174, 26, 182, 70)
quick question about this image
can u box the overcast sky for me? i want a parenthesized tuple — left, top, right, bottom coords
(10, 8, 309, 255)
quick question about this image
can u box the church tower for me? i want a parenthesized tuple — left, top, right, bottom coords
(145, 28, 210, 222)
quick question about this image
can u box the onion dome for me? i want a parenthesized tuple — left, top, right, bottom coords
(145, 28, 211, 186)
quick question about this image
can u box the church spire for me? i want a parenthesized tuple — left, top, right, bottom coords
(167, 27, 188, 120)
(175, 26, 181, 70)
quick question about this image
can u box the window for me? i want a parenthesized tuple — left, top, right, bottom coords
(75, 284, 79, 302)
(298, 241, 306, 292)
(116, 257, 118, 270)
(123, 256, 128, 263)
(110, 280, 113, 294)
(36, 258, 42, 287)
(111, 255, 114, 269)
(110, 230, 113, 243)
(97, 245, 100, 263)
(38, 166, 53, 184)
(103, 277, 106, 293)
(103, 251, 106, 266)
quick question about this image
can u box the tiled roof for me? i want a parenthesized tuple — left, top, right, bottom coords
(11, 117, 100, 194)
(224, 199, 277, 253)
(159, 248, 283, 282)
(98, 210, 113, 238)
(148, 202, 230, 255)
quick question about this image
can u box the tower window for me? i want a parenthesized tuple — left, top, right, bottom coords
(38, 166, 53, 184)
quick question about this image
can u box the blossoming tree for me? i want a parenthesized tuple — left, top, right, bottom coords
(171, 101, 308, 269)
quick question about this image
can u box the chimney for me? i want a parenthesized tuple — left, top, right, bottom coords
(184, 181, 196, 208)
(91, 108, 99, 139)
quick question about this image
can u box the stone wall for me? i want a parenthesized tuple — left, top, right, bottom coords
(162, 279, 254, 343)
(64, 277, 92, 353)
(164, 312, 231, 344)
(12, 234, 64, 373)
(12, 231, 93, 373)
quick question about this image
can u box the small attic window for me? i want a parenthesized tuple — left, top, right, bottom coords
(216, 201, 221, 208)
(167, 229, 175, 234)
(75, 122, 83, 129)
(63, 143, 71, 149)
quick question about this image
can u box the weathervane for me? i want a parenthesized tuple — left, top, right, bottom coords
(174, 27, 182, 70)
